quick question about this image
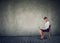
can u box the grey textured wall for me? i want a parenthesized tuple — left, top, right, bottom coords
(0, 0, 60, 36)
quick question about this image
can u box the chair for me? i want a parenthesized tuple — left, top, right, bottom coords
(44, 25, 51, 39)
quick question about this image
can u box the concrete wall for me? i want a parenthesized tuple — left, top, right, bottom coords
(0, 0, 60, 36)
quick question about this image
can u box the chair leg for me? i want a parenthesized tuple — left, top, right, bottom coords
(49, 32, 50, 39)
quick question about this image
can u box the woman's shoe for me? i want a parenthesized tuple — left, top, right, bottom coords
(40, 36, 44, 40)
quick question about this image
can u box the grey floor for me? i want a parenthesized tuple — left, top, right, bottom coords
(0, 35, 60, 43)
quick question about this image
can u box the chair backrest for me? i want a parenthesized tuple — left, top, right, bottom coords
(49, 25, 51, 29)
(48, 25, 51, 31)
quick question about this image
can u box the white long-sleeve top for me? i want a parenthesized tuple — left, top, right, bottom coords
(41, 21, 50, 30)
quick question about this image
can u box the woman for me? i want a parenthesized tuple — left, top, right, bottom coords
(40, 17, 50, 39)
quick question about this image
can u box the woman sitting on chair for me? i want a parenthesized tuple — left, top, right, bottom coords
(40, 17, 50, 39)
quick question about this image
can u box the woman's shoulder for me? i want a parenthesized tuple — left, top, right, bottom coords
(47, 21, 50, 24)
